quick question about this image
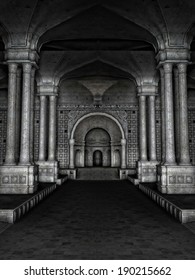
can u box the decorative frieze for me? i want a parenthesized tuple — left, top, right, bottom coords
(37, 161, 58, 183)
(0, 165, 38, 194)
(169, 174, 194, 185)
(157, 165, 195, 194)
(137, 161, 158, 182)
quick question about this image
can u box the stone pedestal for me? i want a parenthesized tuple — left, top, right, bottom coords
(60, 168, 77, 179)
(157, 165, 195, 194)
(0, 165, 38, 194)
(37, 161, 58, 183)
(137, 161, 158, 182)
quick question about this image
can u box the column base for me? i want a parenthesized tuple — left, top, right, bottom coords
(157, 165, 195, 194)
(37, 161, 59, 183)
(137, 160, 158, 182)
(119, 169, 136, 179)
(59, 168, 77, 179)
(0, 165, 38, 194)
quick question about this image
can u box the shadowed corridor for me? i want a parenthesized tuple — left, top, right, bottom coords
(0, 180, 195, 259)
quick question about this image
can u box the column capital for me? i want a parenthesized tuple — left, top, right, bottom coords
(121, 139, 126, 145)
(5, 47, 39, 66)
(23, 62, 32, 73)
(177, 62, 188, 74)
(70, 139, 75, 145)
(37, 84, 59, 96)
(40, 95, 47, 100)
(8, 62, 18, 73)
(148, 95, 156, 101)
(49, 95, 57, 101)
(137, 84, 158, 96)
(138, 94, 147, 99)
(163, 62, 173, 73)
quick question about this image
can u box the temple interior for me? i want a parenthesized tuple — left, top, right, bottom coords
(0, 0, 195, 260)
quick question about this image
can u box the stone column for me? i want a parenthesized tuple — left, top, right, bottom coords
(121, 138, 126, 169)
(19, 63, 32, 165)
(15, 67, 22, 163)
(148, 95, 157, 161)
(69, 139, 75, 168)
(174, 67, 180, 163)
(48, 95, 57, 161)
(159, 67, 166, 163)
(30, 68, 36, 163)
(80, 141, 85, 167)
(111, 143, 115, 167)
(38, 95, 47, 161)
(177, 62, 191, 165)
(139, 95, 147, 161)
(163, 63, 176, 165)
(5, 63, 18, 165)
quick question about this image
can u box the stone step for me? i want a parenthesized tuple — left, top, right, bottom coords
(128, 175, 139, 185)
(0, 183, 57, 223)
(77, 167, 119, 180)
(139, 183, 195, 223)
(57, 176, 68, 185)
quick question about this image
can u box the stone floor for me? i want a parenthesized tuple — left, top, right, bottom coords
(0, 180, 195, 259)
(77, 167, 119, 180)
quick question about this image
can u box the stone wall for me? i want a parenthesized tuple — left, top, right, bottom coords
(0, 81, 195, 169)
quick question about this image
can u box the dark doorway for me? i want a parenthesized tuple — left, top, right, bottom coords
(93, 150, 103, 166)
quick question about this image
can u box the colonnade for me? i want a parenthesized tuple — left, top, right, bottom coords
(5, 62, 36, 166)
(0, 58, 38, 194)
(0, 50, 195, 194)
(37, 85, 58, 183)
(156, 61, 194, 194)
(136, 60, 194, 193)
(138, 93, 157, 162)
(137, 85, 158, 183)
(159, 62, 190, 166)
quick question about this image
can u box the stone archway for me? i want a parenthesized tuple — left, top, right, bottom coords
(85, 128, 111, 167)
(69, 112, 126, 169)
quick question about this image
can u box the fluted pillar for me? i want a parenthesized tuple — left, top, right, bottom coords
(19, 63, 32, 165)
(159, 67, 166, 163)
(69, 139, 75, 168)
(177, 63, 191, 165)
(30, 68, 36, 163)
(121, 138, 126, 169)
(38, 95, 47, 161)
(163, 62, 176, 165)
(139, 95, 147, 161)
(48, 95, 57, 161)
(148, 95, 157, 161)
(5, 63, 18, 165)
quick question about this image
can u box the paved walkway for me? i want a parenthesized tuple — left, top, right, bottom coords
(0, 180, 195, 259)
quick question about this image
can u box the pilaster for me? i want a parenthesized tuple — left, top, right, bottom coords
(69, 139, 75, 169)
(121, 138, 126, 169)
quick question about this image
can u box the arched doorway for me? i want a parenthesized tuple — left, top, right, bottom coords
(93, 150, 103, 166)
(85, 128, 111, 167)
(70, 113, 126, 169)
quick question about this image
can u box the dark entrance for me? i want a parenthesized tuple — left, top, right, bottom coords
(93, 150, 103, 166)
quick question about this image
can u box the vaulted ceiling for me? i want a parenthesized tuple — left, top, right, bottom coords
(0, 0, 195, 88)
